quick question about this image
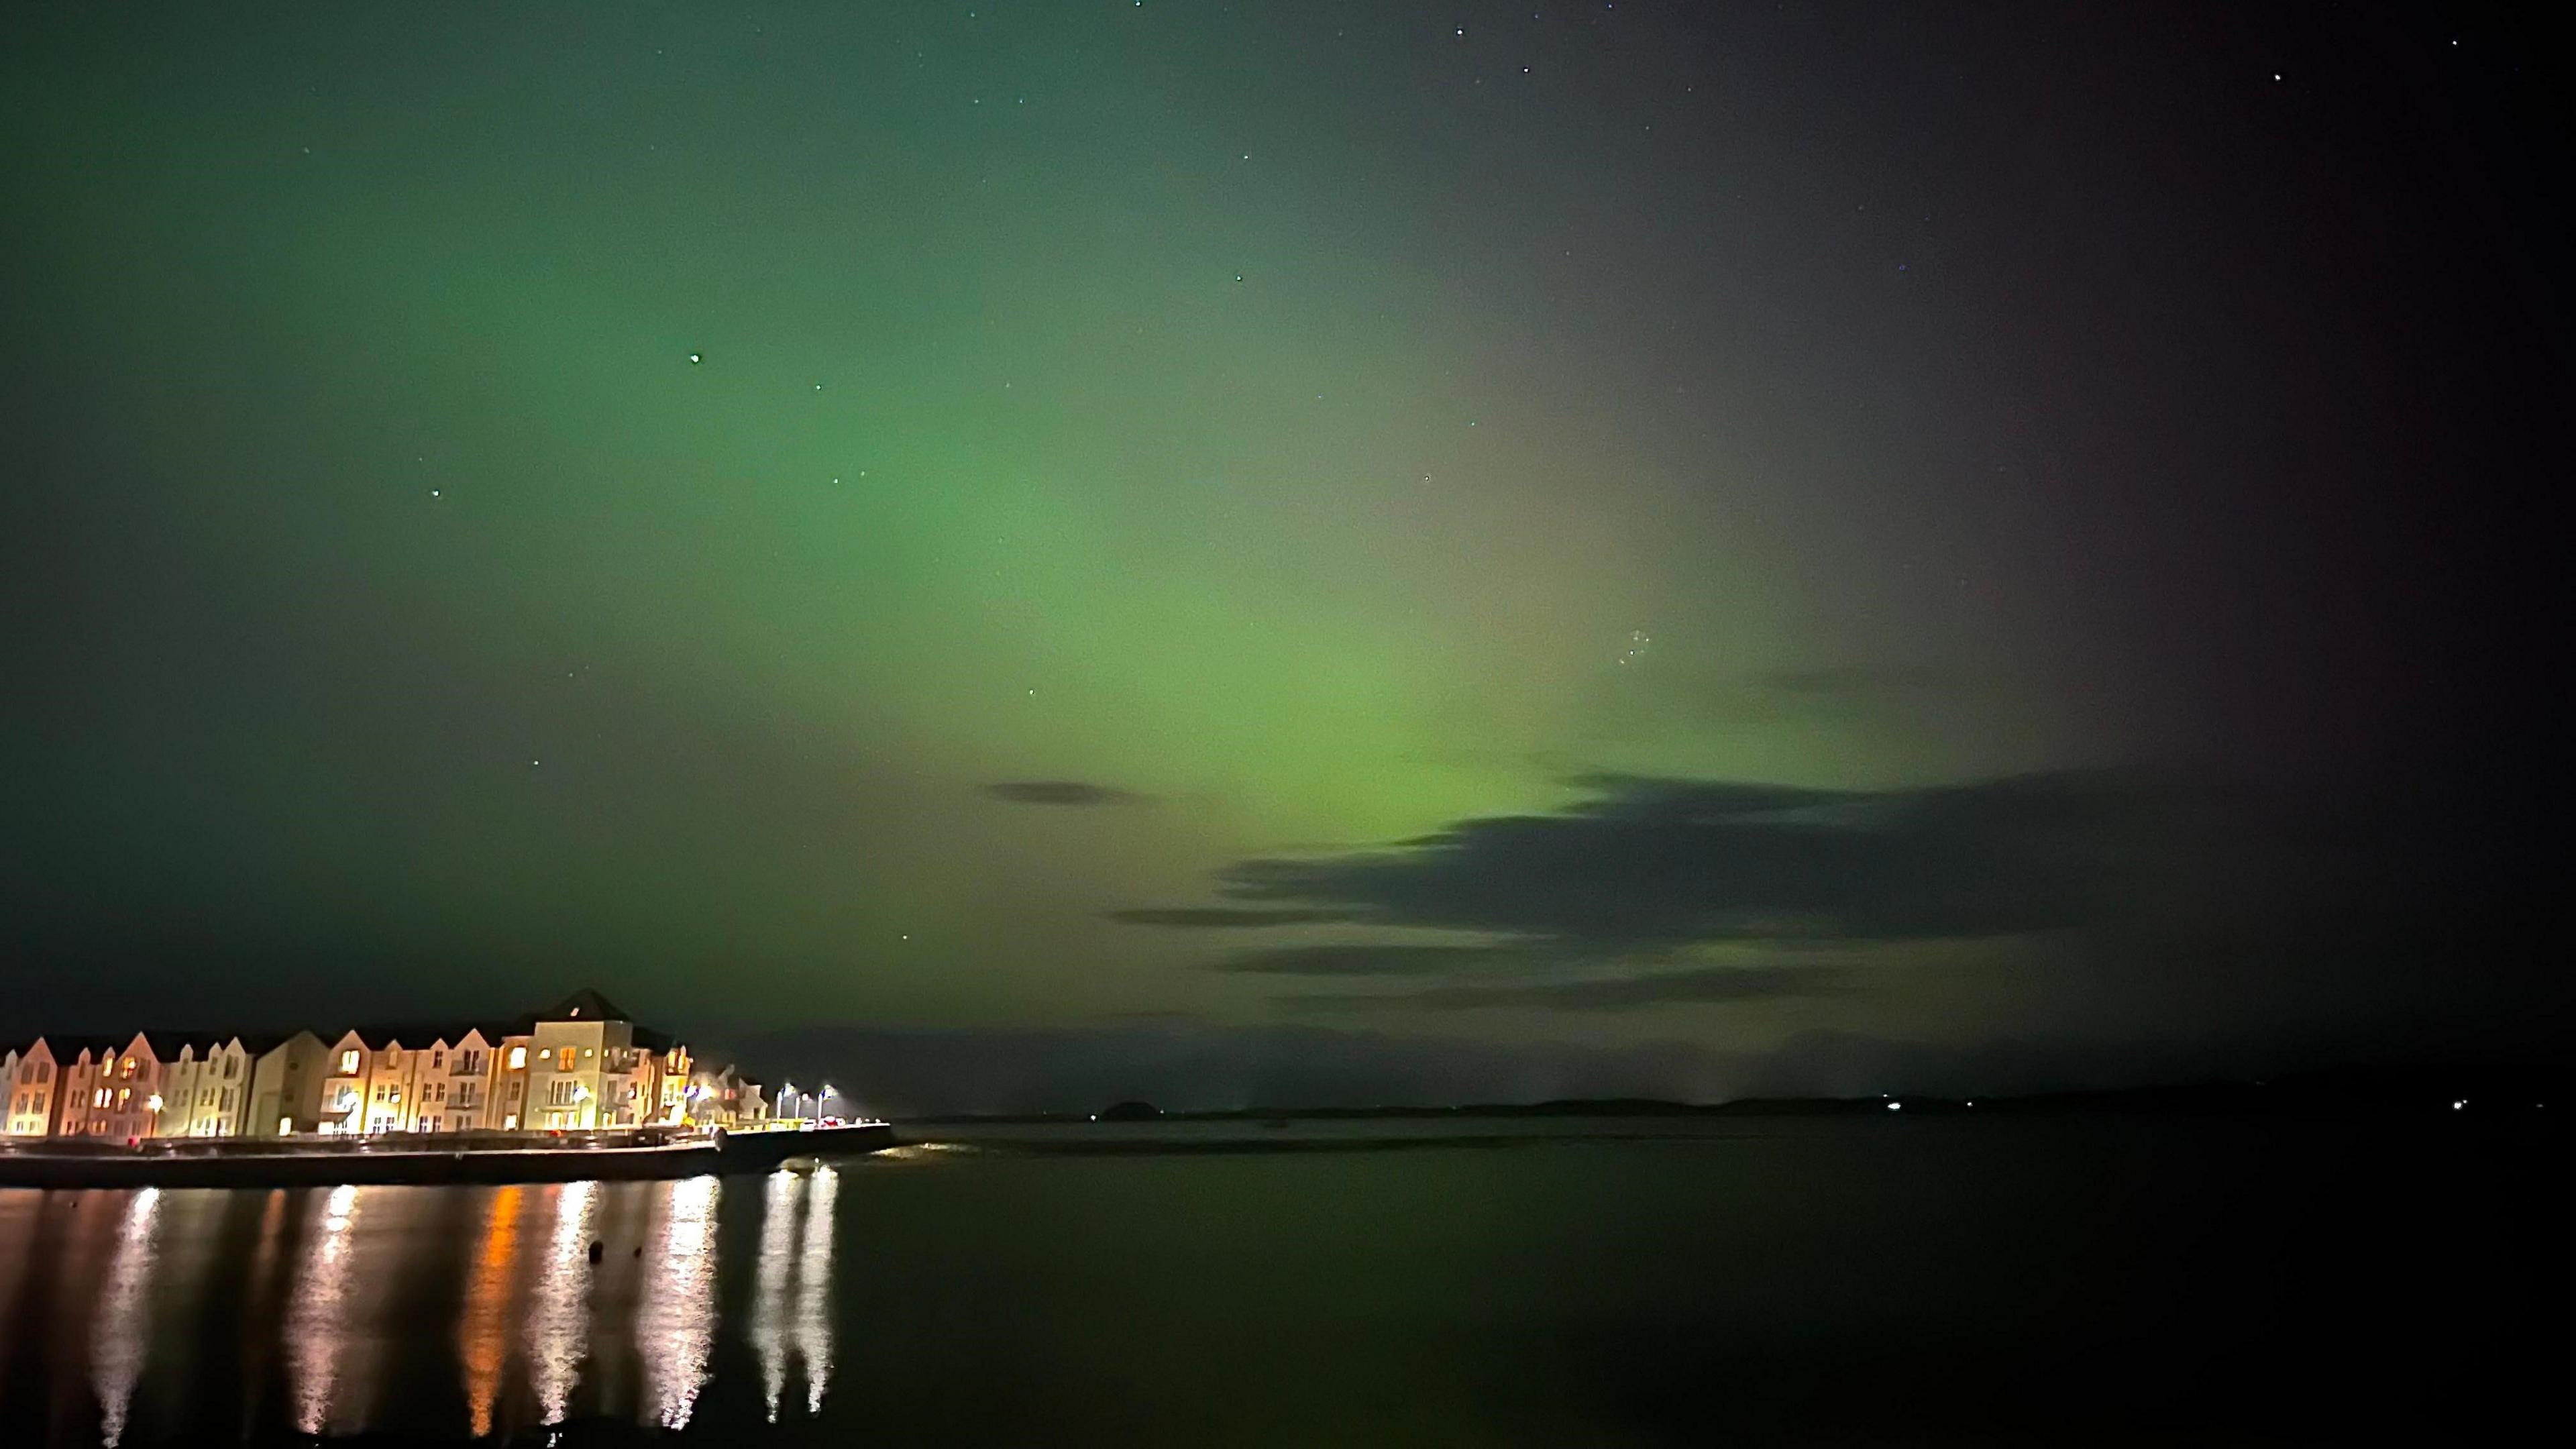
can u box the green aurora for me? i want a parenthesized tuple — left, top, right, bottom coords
(5, 4, 2544, 1098)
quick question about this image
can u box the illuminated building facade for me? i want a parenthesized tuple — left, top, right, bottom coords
(1, 991, 761, 1140)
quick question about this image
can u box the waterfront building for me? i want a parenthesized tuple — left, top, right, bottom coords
(657, 1044, 694, 1125)
(157, 1036, 255, 1138)
(5, 991, 762, 1140)
(494, 1030, 534, 1130)
(434, 1028, 501, 1132)
(57, 1034, 169, 1142)
(246, 1030, 329, 1136)
(686, 1064, 772, 1130)
(526, 989, 660, 1130)
(358, 1034, 429, 1134)
(317, 1030, 372, 1134)
(5, 1039, 64, 1136)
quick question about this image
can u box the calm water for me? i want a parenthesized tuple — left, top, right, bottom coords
(0, 1116, 2552, 1445)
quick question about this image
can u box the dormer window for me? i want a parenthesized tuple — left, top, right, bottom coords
(339, 1049, 360, 1074)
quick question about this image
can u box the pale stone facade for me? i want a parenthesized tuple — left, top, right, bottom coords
(56, 1034, 168, 1142)
(157, 1037, 254, 1138)
(246, 1031, 329, 1136)
(5, 1039, 63, 1136)
(5, 991, 760, 1140)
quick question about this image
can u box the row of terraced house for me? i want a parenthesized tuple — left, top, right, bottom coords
(2, 989, 772, 1144)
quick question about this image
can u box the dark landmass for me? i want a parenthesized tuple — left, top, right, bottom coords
(906, 1066, 2557, 1126)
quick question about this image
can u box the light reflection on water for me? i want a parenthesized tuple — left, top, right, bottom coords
(458, 1185, 523, 1439)
(0, 1170, 843, 1444)
(88, 1187, 157, 1446)
(0, 1124, 2524, 1446)
(750, 1171, 796, 1421)
(637, 1176, 720, 1429)
(527, 1179, 597, 1429)
(285, 1183, 361, 1436)
(749, 1169, 839, 1424)
(791, 1169, 837, 1418)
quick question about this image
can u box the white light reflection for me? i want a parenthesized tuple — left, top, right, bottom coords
(285, 1185, 361, 1436)
(793, 1167, 839, 1416)
(527, 1180, 598, 1427)
(750, 1171, 799, 1421)
(748, 1167, 841, 1421)
(91, 1188, 162, 1447)
(636, 1176, 721, 1429)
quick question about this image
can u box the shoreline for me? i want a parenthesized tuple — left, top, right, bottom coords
(0, 1122, 895, 1189)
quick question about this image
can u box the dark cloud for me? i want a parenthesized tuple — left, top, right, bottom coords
(1107, 907, 1356, 928)
(981, 781, 1151, 807)
(1114, 766, 2559, 1053)
(1289, 965, 1849, 1012)
(1209, 943, 1539, 976)
(1132, 772, 2120, 949)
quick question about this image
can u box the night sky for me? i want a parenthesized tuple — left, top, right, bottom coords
(1, 3, 2551, 1111)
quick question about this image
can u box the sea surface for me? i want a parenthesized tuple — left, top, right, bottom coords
(0, 1115, 2553, 1446)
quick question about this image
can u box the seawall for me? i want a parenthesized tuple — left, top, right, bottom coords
(0, 1124, 894, 1189)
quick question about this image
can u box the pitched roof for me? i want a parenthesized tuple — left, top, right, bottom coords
(535, 988, 632, 1024)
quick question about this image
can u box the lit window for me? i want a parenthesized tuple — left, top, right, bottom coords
(508, 1046, 527, 1070)
(339, 1050, 360, 1074)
